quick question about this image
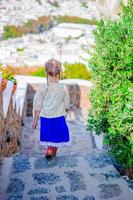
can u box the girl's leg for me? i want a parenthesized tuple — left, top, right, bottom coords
(52, 147, 58, 156)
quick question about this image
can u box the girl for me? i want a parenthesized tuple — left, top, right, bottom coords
(32, 58, 70, 159)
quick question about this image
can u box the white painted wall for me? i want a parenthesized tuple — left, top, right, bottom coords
(3, 81, 13, 118)
(96, 0, 129, 19)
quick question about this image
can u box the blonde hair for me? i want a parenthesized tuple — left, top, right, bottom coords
(45, 58, 62, 85)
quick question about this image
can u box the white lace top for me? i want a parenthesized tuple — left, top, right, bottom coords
(33, 83, 70, 118)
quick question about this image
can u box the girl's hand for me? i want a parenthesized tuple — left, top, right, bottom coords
(32, 121, 37, 129)
(32, 110, 40, 129)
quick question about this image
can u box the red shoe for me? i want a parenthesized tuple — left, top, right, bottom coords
(52, 147, 58, 157)
(45, 147, 54, 159)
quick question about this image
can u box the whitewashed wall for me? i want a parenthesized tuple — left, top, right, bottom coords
(96, 0, 128, 19)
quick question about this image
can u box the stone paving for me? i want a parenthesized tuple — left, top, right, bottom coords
(0, 110, 133, 200)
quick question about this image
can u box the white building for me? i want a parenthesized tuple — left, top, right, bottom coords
(96, 0, 129, 19)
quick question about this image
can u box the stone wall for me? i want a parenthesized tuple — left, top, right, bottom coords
(27, 83, 90, 117)
(0, 79, 28, 157)
(0, 90, 22, 157)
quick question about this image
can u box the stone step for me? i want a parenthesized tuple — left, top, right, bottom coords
(0, 152, 132, 200)
(21, 116, 94, 156)
(0, 115, 132, 199)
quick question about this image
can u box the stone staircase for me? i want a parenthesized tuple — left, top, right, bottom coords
(0, 110, 132, 200)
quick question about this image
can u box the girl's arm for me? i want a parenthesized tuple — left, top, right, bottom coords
(32, 110, 40, 129)
(64, 85, 70, 112)
(32, 85, 45, 129)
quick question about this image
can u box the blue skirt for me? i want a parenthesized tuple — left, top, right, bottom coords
(40, 116, 70, 147)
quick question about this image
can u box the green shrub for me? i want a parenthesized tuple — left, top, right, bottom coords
(30, 62, 92, 80)
(63, 62, 92, 80)
(3, 26, 23, 39)
(2, 69, 17, 84)
(31, 67, 47, 77)
(3, 16, 53, 39)
(87, 2, 133, 169)
(54, 15, 96, 25)
(17, 48, 25, 52)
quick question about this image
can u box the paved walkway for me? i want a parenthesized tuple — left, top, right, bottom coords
(0, 110, 133, 200)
